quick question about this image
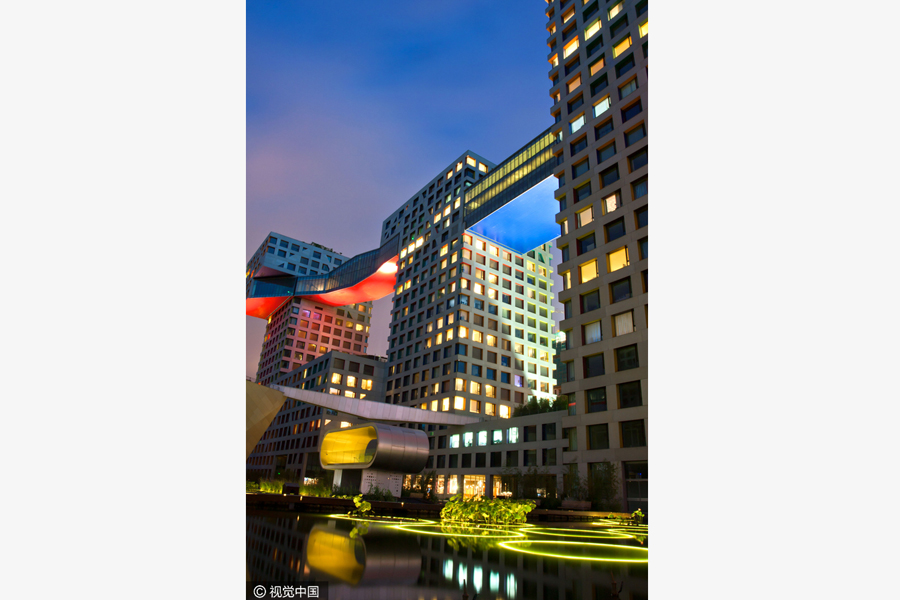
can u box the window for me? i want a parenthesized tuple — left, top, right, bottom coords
(625, 124, 646, 147)
(638, 237, 648, 260)
(600, 165, 619, 187)
(579, 259, 599, 283)
(610, 277, 632, 303)
(605, 218, 626, 243)
(607, 246, 629, 272)
(603, 192, 621, 214)
(581, 289, 601, 313)
(610, 15, 630, 38)
(585, 18, 601, 40)
(583, 353, 605, 378)
(586, 387, 607, 413)
(571, 136, 588, 156)
(577, 206, 594, 228)
(633, 178, 648, 200)
(614, 310, 634, 336)
(621, 100, 642, 123)
(629, 148, 648, 172)
(590, 74, 608, 97)
(574, 181, 592, 202)
(598, 141, 616, 163)
(615, 344, 640, 371)
(567, 75, 581, 94)
(572, 158, 590, 179)
(621, 420, 646, 447)
(583, 320, 602, 345)
(616, 54, 635, 77)
(477, 431, 488, 446)
(593, 95, 611, 118)
(595, 118, 614, 140)
(563, 37, 579, 59)
(464, 432, 474, 447)
(450, 434, 460, 448)
(619, 78, 638, 99)
(619, 381, 643, 408)
(570, 114, 585, 134)
(589, 56, 605, 77)
(577, 233, 596, 255)
(640, 20, 649, 38)
(635, 205, 648, 228)
(588, 423, 610, 450)
(608, 1, 623, 20)
(507, 427, 519, 443)
(568, 93, 584, 113)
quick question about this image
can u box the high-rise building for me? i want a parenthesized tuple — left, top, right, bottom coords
(247, 232, 374, 386)
(547, 0, 649, 511)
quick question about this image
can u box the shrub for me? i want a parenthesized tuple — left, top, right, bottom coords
(246, 481, 260, 493)
(440, 494, 535, 524)
(363, 485, 395, 502)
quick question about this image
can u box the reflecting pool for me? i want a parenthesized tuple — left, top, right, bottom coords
(247, 510, 647, 599)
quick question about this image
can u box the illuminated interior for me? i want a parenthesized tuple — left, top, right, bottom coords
(320, 426, 378, 467)
(463, 474, 486, 499)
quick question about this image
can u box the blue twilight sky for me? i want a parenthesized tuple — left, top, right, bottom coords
(246, 1, 554, 379)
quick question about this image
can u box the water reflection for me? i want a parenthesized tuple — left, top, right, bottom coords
(247, 510, 648, 599)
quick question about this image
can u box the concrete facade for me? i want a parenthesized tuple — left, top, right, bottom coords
(547, 0, 649, 511)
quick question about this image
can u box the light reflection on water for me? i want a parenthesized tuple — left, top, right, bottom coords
(247, 510, 648, 599)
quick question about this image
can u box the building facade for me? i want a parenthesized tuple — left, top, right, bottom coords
(547, 0, 649, 511)
(248, 232, 374, 386)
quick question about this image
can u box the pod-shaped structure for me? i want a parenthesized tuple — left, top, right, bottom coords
(319, 423, 429, 474)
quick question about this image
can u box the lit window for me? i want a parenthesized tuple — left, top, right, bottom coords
(450, 434, 460, 448)
(563, 7, 574, 22)
(563, 38, 579, 59)
(550, 53, 559, 67)
(608, 2, 623, 19)
(608, 247, 629, 272)
(567, 75, 581, 94)
(361, 378, 373, 390)
(593, 96, 611, 118)
(458, 325, 468, 338)
(454, 396, 466, 410)
(340, 421, 352, 428)
(507, 426, 518, 443)
(613, 35, 632, 58)
(330, 373, 342, 385)
(577, 206, 594, 228)
(585, 19, 600, 40)
(442, 397, 450, 411)
(466, 156, 476, 167)
(464, 432, 474, 447)
(603, 193, 621, 214)
(470, 399, 481, 413)
(580, 260, 599, 283)
(570, 114, 585, 134)
(344, 391, 355, 398)
(640, 20, 648, 38)
(431, 399, 439, 411)
(470, 381, 481, 395)
(478, 162, 488, 173)
(455, 378, 465, 392)
(329, 388, 340, 395)
(500, 405, 510, 419)
(486, 402, 496, 416)
(346, 375, 357, 387)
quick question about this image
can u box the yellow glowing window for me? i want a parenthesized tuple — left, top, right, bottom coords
(580, 260, 599, 283)
(447, 313, 455, 324)
(563, 38, 579, 59)
(567, 75, 581, 94)
(478, 162, 487, 173)
(451, 251, 458, 263)
(456, 161, 463, 172)
(640, 20, 648, 38)
(486, 385, 496, 399)
(431, 399, 439, 411)
(361, 379, 373, 390)
(585, 19, 601, 40)
(447, 170, 453, 179)
(473, 283, 483, 295)
(486, 402, 496, 415)
(549, 53, 559, 68)
(339, 421, 352, 428)
(347, 375, 357, 387)
(608, 2, 622, 19)
(466, 156, 476, 167)
(399, 248, 407, 259)
(527, 261, 536, 272)
(470, 382, 481, 395)
(448, 477, 459, 494)
(607, 247, 629, 272)
(561, 271, 571, 290)
(355, 324, 364, 332)
(577, 206, 594, 228)
(500, 405, 510, 419)
(455, 378, 465, 392)
(548, 22, 557, 35)
(463, 234, 473, 244)
(420, 403, 427, 410)
(458, 326, 468, 338)
(454, 396, 466, 410)
(438, 317, 444, 329)
(461, 278, 469, 290)
(476, 240, 486, 251)
(443, 205, 451, 217)
(489, 245, 499, 256)
(344, 391, 355, 398)
(331, 373, 342, 385)
(613, 35, 632, 58)
(488, 273, 498, 284)
(440, 244, 448, 256)
(442, 397, 450, 411)
(454, 198, 461, 209)
(472, 330, 483, 343)
(487, 334, 497, 347)
(470, 399, 481, 413)
(563, 8, 574, 22)
(329, 387, 340, 395)
(415, 236, 424, 248)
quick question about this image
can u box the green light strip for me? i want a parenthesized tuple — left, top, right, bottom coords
(391, 524, 526, 538)
(524, 527, 634, 540)
(325, 514, 435, 525)
(497, 540, 649, 563)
